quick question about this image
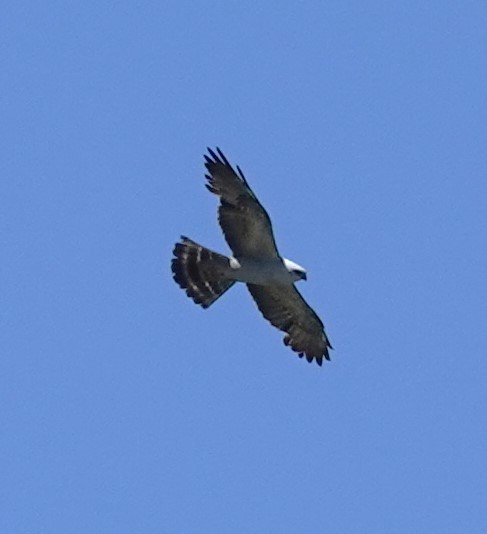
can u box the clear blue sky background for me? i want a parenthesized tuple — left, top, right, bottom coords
(2, 2, 487, 533)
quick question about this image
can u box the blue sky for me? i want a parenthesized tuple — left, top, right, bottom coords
(2, 1, 487, 532)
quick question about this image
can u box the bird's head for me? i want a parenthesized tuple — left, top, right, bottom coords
(283, 258, 307, 282)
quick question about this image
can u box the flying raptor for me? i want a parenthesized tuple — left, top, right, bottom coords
(171, 148, 332, 366)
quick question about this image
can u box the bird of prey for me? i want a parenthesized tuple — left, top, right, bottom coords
(171, 148, 332, 366)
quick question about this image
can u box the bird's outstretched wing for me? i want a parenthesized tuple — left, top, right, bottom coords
(204, 148, 279, 259)
(247, 283, 332, 366)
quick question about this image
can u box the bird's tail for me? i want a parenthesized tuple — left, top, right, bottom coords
(171, 236, 235, 308)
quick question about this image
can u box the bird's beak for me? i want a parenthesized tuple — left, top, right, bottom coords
(302, 273, 307, 281)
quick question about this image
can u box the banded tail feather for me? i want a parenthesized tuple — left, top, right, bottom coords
(171, 236, 235, 308)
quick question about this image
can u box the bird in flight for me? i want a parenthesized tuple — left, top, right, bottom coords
(171, 148, 332, 366)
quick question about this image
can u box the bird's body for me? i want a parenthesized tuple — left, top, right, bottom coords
(171, 148, 332, 366)
(228, 256, 304, 285)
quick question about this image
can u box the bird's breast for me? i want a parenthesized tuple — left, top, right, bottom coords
(227, 257, 293, 285)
